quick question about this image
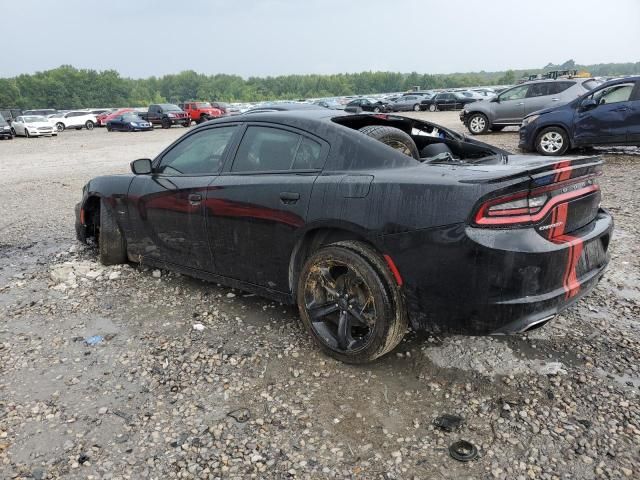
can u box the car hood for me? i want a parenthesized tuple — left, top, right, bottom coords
(27, 121, 54, 127)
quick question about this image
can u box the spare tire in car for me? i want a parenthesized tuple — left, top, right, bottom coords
(358, 125, 419, 159)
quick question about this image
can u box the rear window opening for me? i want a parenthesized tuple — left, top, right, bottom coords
(331, 114, 500, 164)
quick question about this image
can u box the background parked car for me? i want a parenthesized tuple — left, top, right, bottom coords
(179, 102, 223, 124)
(389, 95, 424, 112)
(344, 97, 390, 113)
(106, 113, 153, 132)
(97, 108, 134, 126)
(460, 78, 601, 134)
(139, 104, 190, 128)
(51, 111, 97, 132)
(12, 115, 57, 137)
(421, 92, 477, 112)
(519, 76, 640, 155)
(0, 113, 13, 139)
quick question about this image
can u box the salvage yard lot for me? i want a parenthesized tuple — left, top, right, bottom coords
(0, 111, 639, 479)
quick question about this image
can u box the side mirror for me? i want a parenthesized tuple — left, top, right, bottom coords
(491, 97, 500, 103)
(131, 158, 152, 175)
(580, 98, 597, 110)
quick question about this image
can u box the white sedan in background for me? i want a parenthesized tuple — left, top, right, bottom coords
(12, 115, 58, 137)
(49, 111, 97, 132)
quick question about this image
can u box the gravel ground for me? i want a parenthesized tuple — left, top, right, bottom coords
(1, 112, 638, 479)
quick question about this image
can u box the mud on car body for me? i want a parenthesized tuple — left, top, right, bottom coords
(75, 110, 613, 363)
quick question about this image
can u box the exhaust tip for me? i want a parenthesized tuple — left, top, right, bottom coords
(520, 315, 555, 333)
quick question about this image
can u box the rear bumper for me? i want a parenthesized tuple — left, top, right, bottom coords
(383, 209, 613, 335)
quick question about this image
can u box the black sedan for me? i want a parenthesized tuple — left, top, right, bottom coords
(421, 92, 477, 112)
(76, 111, 612, 363)
(106, 113, 152, 132)
(344, 97, 390, 113)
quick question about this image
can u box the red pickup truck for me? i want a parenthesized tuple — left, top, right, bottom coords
(179, 102, 223, 124)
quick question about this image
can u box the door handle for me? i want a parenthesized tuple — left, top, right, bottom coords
(517, 102, 524, 105)
(280, 192, 300, 204)
(188, 193, 202, 205)
(551, 98, 560, 101)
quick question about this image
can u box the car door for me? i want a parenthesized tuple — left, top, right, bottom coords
(573, 81, 636, 145)
(494, 84, 529, 123)
(206, 123, 328, 291)
(127, 124, 240, 271)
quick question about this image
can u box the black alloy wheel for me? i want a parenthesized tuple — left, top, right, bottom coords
(297, 241, 407, 363)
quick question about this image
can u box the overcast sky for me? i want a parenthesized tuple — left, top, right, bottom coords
(4, 0, 639, 78)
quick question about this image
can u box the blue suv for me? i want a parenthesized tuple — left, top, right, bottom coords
(519, 77, 640, 155)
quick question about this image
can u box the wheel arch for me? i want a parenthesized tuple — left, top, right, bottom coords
(288, 225, 382, 294)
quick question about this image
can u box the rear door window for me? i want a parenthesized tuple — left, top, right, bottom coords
(232, 126, 301, 172)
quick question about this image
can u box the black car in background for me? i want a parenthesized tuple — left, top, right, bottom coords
(106, 113, 153, 132)
(344, 97, 390, 113)
(75, 110, 612, 363)
(0, 113, 14, 139)
(421, 92, 477, 112)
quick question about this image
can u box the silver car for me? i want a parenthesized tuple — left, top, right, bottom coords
(389, 94, 425, 112)
(460, 78, 601, 134)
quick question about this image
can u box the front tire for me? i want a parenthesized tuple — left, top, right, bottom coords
(467, 113, 489, 135)
(358, 125, 419, 159)
(535, 127, 569, 156)
(297, 241, 407, 363)
(428, 104, 437, 112)
(413, 103, 421, 112)
(25, 129, 31, 138)
(85, 120, 94, 130)
(56, 122, 65, 132)
(161, 119, 171, 129)
(98, 199, 127, 266)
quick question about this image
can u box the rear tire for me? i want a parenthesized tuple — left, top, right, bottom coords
(297, 241, 407, 363)
(98, 199, 127, 266)
(467, 113, 489, 135)
(358, 125, 419, 159)
(535, 127, 569, 156)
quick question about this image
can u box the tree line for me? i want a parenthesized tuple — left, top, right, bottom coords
(0, 60, 638, 110)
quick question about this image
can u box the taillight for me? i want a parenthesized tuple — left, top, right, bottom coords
(473, 175, 599, 227)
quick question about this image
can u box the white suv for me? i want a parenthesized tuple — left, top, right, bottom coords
(50, 111, 97, 132)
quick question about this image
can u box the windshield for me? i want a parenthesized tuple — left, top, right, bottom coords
(160, 104, 182, 112)
(122, 114, 141, 121)
(196, 102, 212, 108)
(24, 116, 47, 122)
